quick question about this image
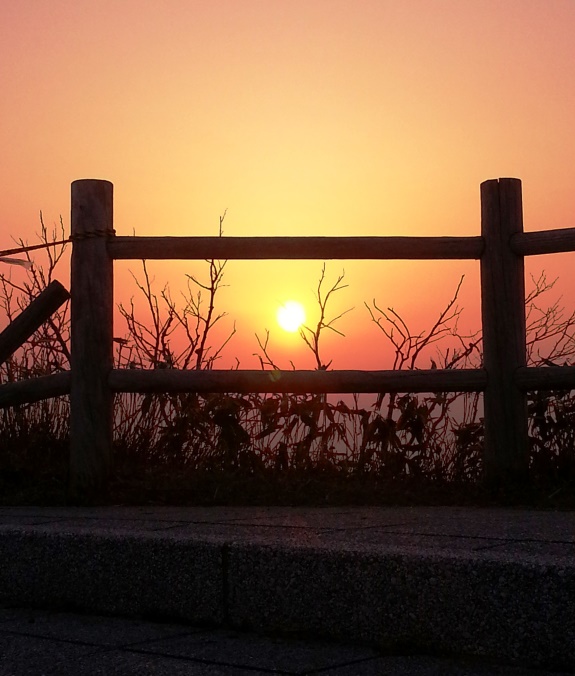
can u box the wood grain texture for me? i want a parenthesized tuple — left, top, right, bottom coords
(0, 280, 69, 365)
(69, 179, 114, 498)
(511, 227, 575, 256)
(480, 178, 528, 487)
(108, 235, 484, 261)
(109, 368, 487, 394)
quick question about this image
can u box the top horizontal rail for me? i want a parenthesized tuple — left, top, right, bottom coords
(108, 227, 575, 261)
(108, 236, 485, 260)
(511, 227, 575, 256)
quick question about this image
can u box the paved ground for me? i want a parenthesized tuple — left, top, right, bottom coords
(0, 505, 574, 674)
(1, 604, 572, 675)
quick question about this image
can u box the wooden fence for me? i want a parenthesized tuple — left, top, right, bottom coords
(0, 280, 70, 407)
(3, 177, 575, 496)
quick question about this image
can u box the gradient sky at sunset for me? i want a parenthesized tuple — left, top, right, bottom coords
(2, 1, 575, 369)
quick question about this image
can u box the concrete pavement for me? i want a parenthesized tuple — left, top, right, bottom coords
(1, 604, 572, 675)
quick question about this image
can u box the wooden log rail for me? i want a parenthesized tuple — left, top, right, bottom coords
(108, 230, 575, 261)
(5, 362, 575, 410)
(0, 280, 69, 365)
(109, 368, 487, 395)
(55, 178, 571, 495)
(108, 236, 485, 260)
(107, 364, 575, 395)
(0, 372, 70, 408)
(511, 227, 575, 256)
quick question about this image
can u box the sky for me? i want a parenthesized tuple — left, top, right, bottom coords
(1, 0, 575, 370)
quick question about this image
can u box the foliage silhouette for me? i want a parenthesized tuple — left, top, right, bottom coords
(1, 220, 574, 506)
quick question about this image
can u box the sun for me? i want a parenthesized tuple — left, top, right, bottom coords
(277, 300, 306, 333)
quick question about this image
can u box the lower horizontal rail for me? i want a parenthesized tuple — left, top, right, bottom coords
(515, 365, 575, 391)
(6, 366, 574, 406)
(109, 368, 487, 394)
(0, 372, 71, 408)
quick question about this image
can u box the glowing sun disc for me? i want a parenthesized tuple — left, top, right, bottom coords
(277, 301, 306, 332)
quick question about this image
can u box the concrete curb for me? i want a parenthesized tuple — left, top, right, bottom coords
(0, 506, 573, 671)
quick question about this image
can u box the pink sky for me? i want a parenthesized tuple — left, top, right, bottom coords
(1, 1, 575, 369)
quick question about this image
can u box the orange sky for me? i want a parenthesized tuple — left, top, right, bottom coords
(2, 1, 575, 370)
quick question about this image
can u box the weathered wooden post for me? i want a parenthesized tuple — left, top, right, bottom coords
(69, 179, 114, 499)
(480, 178, 528, 488)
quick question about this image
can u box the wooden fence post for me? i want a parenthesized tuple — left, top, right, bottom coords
(69, 179, 114, 498)
(480, 178, 528, 488)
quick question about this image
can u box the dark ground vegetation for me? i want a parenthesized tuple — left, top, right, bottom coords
(1, 220, 574, 508)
